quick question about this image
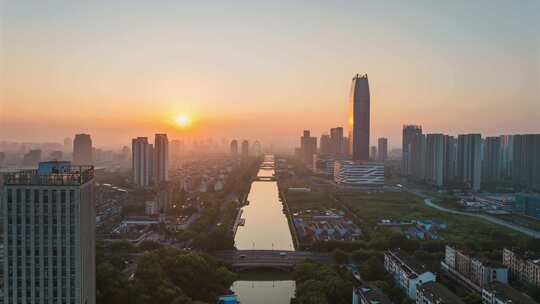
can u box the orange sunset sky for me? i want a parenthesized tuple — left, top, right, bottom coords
(1, 1, 539, 149)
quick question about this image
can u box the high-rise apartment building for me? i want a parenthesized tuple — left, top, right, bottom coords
(377, 137, 388, 162)
(349, 74, 370, 161)
(241, 140, 249, 157)
(411, 133, 427, 181)
(320, 134, 332, 155)
(230, 140, 238, 155)
(425, 134, 445, 187)
(153, 134, 168, 184)
(2, 161, 95, 304)
(252, 140, 262, 156)
(330, 127, 344, 155)
(512, 134, 540, 191)
(457, 134, 483, 191)
(72, 134, 93, 166)
(63, 138, 72, 153)
(370, 146, 377, 161)
(300, 130, 317, 167)
(442, 135, 457, 185)
(402, 125, 422, 176)
(500, 135, 514, 179)
(132, 137, 152, 187)
(483, 136, 501, 185)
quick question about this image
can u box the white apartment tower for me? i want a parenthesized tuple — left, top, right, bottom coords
(132, 137, 152, 187)
(2, 161, 95, 304)
(153, 134, 169, 184)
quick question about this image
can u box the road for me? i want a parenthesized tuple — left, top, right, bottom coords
(209, 250, 332, 270)
(408, 189, 540, 238)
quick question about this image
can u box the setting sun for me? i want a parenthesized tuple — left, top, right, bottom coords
(175, 114, 190, 127)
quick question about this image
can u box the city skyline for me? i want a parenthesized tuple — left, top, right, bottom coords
(1, 1, 539, 148)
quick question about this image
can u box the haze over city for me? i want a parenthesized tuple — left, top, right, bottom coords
(1, 0, 539, 149)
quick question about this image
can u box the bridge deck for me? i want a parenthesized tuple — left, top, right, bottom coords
(209, 250, 332, 271)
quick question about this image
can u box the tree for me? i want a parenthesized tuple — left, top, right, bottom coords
(462, 293, 482, 304)
(333, 249, 349, 264)
(360, 256, 384, 281)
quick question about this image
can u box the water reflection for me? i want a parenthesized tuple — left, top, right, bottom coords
(232, 155, 296, 303)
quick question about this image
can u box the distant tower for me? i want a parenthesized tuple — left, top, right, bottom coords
(349, 74, 370, 161)
(241, 140, 249, 157)
(457, 134, 483, 191)
(330, 127, 344, 155)
(73, 134, 93, 165)
(252, 140, 262, 156)
(378, 137, 388, 162)
(63, 137, 72, 152)
(402, 125, 422, 176)
(154, 134, 169, 184)
(230, 140, 238, 155)
(132, 137, 151, 187)
(370, 146, 377, 161)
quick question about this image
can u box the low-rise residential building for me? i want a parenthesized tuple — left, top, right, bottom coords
(442, 245, 508, 292)
(481, 281, 538, 304)
(503, 248, 540, 286)
(353, 283, 393, 304)
(384, 249, 436, 299)
(416, 282, 464, 304)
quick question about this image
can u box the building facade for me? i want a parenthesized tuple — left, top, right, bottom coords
(241, 140, 249, 157)
(502, 248, 540, 286)
(334, 161, 384, 188)
(483, 137, 501, 185)
(153, 134, 169, 184)
(230, 140, 238, 155)
(457, 134, 483, 191)
(377, 137, 388, 163)
(402, 125, 422, 176)
(72, 134, 93, 166)
(132, 137, 152, 187)
(416, 282, 464, 304)
(512, 134, 540, 191)
(384, 250, 436, 299)
(300, 130, 317, 167)
(349, 74, 370, 161)
(2, 161, 95, 304)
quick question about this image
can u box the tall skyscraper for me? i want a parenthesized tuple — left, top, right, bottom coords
(154, 134, 169, 184)
(483, 136, 502, 185)
(132, 137, 152, 187)
(73, 134, 93, 165)
(425, 134, 445, 187)
(411, 132, 427, 181)
(402, 125, 422, 176)
(230, 140, 238, 155)
(2, 161, 96, 304)
(330, 127, 344, 155)
(512, 134, 540, 191)
(300, 130, 317, 167)
(241, 140, 249, 157)
(457, 134, 483, 191)
(377, 137, 388, 162)
(349, 74, 370, 161)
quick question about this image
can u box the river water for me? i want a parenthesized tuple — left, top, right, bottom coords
(231, 155, 296, 304)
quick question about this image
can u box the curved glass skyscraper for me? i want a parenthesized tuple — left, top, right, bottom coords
(349, 74, 370, 161)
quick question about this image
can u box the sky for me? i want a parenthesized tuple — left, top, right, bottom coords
(1, 0, 539, 149)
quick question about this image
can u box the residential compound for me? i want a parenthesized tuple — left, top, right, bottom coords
(442, 245, 508, 292)
(503, 248, 540, 286)
(401, 127, 540, 192)
(132, 134, 169, 188)
(1, 161, 96, 304)
(384, 249, 436, 299)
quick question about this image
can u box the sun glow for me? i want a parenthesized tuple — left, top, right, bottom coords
(175, 114, 191, 127)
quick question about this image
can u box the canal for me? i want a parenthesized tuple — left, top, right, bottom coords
(231, 155, 296, 304)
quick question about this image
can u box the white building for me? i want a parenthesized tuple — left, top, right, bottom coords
(425, 134, 445, 187)
(481, 281, 537, 304)
(384, 249, 436, 299)
(2, 161, 96, 304)
(416, 282, 464, 304)
(334, 161, 384, 187)
(132, 137, 152, 187)
(154, 133, 169, 184)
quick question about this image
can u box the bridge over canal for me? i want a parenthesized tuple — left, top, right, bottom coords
(209, 250, 333, 271)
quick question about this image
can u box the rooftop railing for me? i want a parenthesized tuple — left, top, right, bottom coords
(3, 166, 94, 186)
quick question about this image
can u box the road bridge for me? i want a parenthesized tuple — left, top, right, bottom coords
(209, 250, 333, 271)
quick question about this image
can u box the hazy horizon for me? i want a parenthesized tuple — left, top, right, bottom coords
(1, 0, 539, 150)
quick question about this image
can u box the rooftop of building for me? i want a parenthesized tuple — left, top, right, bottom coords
(486, 281, 538, 304)
(387, 249, 430, 277)
(2, 161, 94, 186)
(418, 282, 465, 304)
(354, 283, 393, 304)
(505, 247, 540, 263)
